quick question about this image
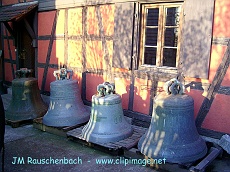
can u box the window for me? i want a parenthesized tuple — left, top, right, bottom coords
(140, 3, 182, 68)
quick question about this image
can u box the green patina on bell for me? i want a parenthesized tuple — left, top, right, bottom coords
(81, 82, 133, 144)
(5, 68, 48, 121)
(42, 68, 90, 127)
(138, 78, 207, 163)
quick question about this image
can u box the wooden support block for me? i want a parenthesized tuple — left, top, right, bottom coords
(33, 117, 87, 137)
(67, 125, 147, 156)
(6, 119, 33, 128)
(189, 147, 223, 172)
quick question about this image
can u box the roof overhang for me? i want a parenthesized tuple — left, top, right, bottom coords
(0, 1, 38, 22)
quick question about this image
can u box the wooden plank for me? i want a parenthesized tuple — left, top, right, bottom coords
(3, 22, 16, 39)
(23, 18, 36, 39)
(38, 0, 185, 11)
(6, 119, 33, 128)
(124, 148, 190, 171)
(67, 124, 146, 154)
(196, 41, 230, 128)
(33, 10, 38, 77)
(33, 117, 87, 137)
(64, 9, 68, 67)
(189, 147, 223, 172)
(81, 7, 87, 102)
(212, 37, 230, 46)
(180, 0, 215, 79)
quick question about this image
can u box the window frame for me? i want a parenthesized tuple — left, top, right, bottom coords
(139, 3, 183, 70)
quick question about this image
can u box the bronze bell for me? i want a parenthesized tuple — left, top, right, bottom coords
(5, 68, 48, 121)
(81, 82, 133, 144)
(42, 68, 90, 127)
(138, 78, 207, 163)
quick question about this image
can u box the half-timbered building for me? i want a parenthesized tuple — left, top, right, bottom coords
(0, 0, 229, 138)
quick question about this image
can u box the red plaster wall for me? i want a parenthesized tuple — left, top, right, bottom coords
(202, 94, 230, 134)
(87, 6, 99, 36)
(189, 0, 230, 135)
(3, 39, 16, 60)
(37, 68, 44, 90)
(4, 63, 16, 82)
(85, 73, 104, 101)
(2, 0, 18, 6)
(37, 67, 56, 92)
(72, 72, 83, 95)
(186, 89, 205, 119)
(211, 0, 230, 86)
(37, 40, 49, 64)
(213, 0, 230, 38)
(114, 78, 130, 110)
(133, 78, 150, 115)
(38, 11, 56, 36)
(209, 45, 230, 87)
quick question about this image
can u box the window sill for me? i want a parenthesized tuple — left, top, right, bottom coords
(134, 65, 179, 81)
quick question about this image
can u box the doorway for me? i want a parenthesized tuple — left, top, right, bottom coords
(18, 15, 35, 77)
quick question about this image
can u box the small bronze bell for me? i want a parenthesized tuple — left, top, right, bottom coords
(5, 68, 48, 121)
(81, 82, 133, 143)
(138, 78, 207, 163)
(42, 68, 90, 127)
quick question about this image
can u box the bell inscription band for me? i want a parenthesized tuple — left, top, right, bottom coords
(138, 78, 207, 163)
(42, 68, 90, 127)
(82, 82, 133, 144)
(5, 68, 48, 121)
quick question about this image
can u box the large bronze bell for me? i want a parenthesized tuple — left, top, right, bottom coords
(5, 68, 48, 121)
(82, 82, 133, 143)
(42, 68, 90, 127)
(138, 78, 207, 163)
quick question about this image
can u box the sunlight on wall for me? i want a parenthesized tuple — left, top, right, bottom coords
(209, 45, 230, 86)
(114, 77, 130, 109)
(68, 8, 83, 35)
(87, 6, 99, 35)
(213, 0, 230, 37)
(100, 5, 115, 36)
(68, 40, 82, 68)
(54, 40, 65, 65)
(86, 41, 103, 69)
(133, 78, 150, 115)
(56, 9, 65, 35)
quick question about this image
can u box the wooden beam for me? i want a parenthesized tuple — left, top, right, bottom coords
(23, 18, 36, 39)
(3, 22, 16, 39)
(95, 6, 111, 81)
(195, 41, 230, 128)
(41, 10, 59, 93)
(5, 30, 15, 79)
(38, 0, 184, 11)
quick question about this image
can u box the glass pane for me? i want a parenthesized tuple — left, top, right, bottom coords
(145, 28, 158, 46)
(165, 7, 180, 26)
(144, 47, 156, 65)
(146, 8, 159, 26)
(163, 48, 177, 67)
(164, 28, 179, 47)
